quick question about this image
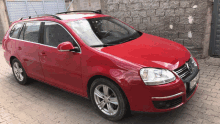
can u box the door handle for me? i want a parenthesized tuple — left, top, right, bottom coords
(40, 52, 47, 56)
(18, 47, 22, 50)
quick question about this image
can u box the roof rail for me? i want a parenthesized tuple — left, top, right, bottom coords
(19, 14, 62, 20)
(56, 10, 102, 14)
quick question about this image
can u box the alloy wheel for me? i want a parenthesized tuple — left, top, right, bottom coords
(13, 62, 24, 82)
(94, 84, 119, 116)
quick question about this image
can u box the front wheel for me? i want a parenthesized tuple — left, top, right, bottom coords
(90, 78, 128, 121)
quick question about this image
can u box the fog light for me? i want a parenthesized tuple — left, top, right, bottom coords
(165, 103, 171, 108)
(158, 101, 166, 106)
(153, 96, 182, 109)
(153, 101, 166, 109)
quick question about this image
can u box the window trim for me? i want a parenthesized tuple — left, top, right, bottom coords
(18, 23, 26, 40)
(39, 22, 45, 44)
(8, 21, 81, 54)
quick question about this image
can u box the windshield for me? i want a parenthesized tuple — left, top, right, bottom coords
(67, 17, 141, 47)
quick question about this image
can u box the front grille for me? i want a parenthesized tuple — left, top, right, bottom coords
(174, 57, 197, 81)
(153, 96, 182, 109)
(174, 59, 194, 80)
(174, 64, 191, 80)
(174, 57, 199, 99)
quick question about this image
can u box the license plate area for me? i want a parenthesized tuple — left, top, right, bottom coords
(190, 72, 199, 90)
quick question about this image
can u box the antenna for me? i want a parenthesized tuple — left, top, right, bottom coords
(29, 2, 38, 15)
(66, 0, 74, 11)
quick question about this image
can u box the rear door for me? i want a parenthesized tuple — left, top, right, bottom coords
(4, 23, 23, 66)
(16, 21, 44, 81)
(38, 21, 83, 94)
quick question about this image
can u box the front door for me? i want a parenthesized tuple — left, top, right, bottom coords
(38, 21, 83, 94)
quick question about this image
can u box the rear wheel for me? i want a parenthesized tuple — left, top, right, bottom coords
(12, 58, 28, 85)
(90, 78, 128, 121)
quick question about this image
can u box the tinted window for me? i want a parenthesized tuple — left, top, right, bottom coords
(10, 23, 23, 38)
(44, 22, 76, 47)
(23, 22, 41, 43)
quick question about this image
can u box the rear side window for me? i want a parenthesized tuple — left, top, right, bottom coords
(43, 22, 77, 47)
(10, 23, 23, 38)
(23, 22, 41, 43)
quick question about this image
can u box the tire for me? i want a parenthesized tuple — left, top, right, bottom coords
(90, 78, 128, 121)
(11, 58, 29, 85)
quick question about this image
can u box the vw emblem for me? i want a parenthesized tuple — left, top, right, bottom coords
(186, 63, 192, 73)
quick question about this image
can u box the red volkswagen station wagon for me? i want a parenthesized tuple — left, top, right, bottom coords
(2, 10, 199, 121)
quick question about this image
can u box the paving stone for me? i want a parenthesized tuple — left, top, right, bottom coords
(7, 119, 25, 124)
(202, 103, 220, 112)
(196, 112, 216, 123)
(0, 116, 6, 123)
(202, 120, 215, 124)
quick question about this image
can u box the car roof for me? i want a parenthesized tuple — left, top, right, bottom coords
(57, 13, 109, 22)
(57, 13, 107, 19)
(13, 13, 109, 24)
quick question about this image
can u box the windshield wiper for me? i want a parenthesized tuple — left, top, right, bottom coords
(91, 38, 137, 47)
(119, 37, 136, 44)
(90, 44, 117, 47)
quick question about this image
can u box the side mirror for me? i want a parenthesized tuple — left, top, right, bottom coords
(57, 41, 79, 52)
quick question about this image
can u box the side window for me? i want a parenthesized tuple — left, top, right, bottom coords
(10, 23, 23, 38)
(44, 22, 77, 47)
(23, 22, 41, 43)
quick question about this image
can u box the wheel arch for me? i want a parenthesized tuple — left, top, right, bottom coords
(87, 75, 130, 111)
(10, 56, 17, 66)
(10, 56, 27, 75)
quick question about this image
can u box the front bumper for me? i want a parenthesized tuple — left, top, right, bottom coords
(151, 83, 198, 111)
(128, 71, 199, 112)
(125, 57, 199, 112)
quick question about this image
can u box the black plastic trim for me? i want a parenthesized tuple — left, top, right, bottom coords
(56, 10, 102, 14)
(152, 96, 182, 109)
(20, 14, 62, 20)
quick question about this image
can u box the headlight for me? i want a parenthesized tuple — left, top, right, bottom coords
(140, 68, 176, 85)
(187, 49, 197, 67)
(190, 56, 197, 67)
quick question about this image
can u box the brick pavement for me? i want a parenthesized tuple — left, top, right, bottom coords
(0, 45, 220, 124)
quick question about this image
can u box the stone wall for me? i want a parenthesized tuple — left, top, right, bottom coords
(101, 0, 213, 58)
(68, 0, 101, 11)
(0, 0, 10, 43)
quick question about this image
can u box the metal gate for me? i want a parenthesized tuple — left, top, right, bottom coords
(210, 0, 220, 56)
(6, 0, 66, 22)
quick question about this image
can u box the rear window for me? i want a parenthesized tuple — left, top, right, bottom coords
(10, 23, 23, 38)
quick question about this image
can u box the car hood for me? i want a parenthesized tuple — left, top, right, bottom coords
(99, 33, 190, 70)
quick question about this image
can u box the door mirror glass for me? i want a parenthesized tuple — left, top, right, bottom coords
(57, 41, 75, 52)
